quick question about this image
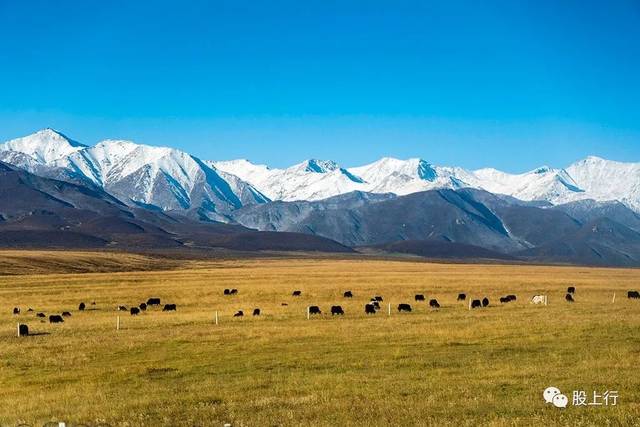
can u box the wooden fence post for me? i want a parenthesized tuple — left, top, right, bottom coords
(388, 303, 391, 316)
(116, 316, 120, 331)
(307, 306, 310, 320)
(215, 311, 219, 325)
(612, 293, 616, 304)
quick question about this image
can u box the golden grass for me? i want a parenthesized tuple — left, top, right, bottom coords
(1, 254, 639, 426)
(0, 250, 189, 275)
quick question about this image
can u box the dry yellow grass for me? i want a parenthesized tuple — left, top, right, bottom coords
(1, 253, 640, 426)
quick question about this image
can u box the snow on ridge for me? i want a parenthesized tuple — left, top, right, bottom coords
(2, 129, 640, 212)
(0, 128, 86, 164)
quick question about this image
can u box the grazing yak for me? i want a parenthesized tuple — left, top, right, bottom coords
(139, 303, 147, 311)
(500, 295, 516, 304)
(18, 324, 29, 337)
(397, 303, 412, 312)
(78, 302, 86, 311)
(229, 289, 238, 295)
(627, 290, 640, 299)
(471, 299, 482, 309)
(331, 305, 345, 315)
(223, 289, 230, 295)
(429, 299, 440, 309)
(531, 295, 546, 305)
(482, 298, 490, 307)
(281, 303, 289, 306)
(130, 307, 140, 315)
(567, 286, 576, 294)
(253, 308, 261, 316)
(565, 293, 575, 303)
(457, 293, 466, 301)
(118, 305, 128, 311)
(62, 311, 72, 317)
(415, 294, 426, 302)
(234, 310, 244, 317)
(36, 312, 46, 318)
(365, 304, 377, 314)
(308, 306, 321, 315)
(12, 307, 20, 315)
(374, 296, 384, 302)
(147, 298, 161, 306)
(343, 291, 353, 298)
(370, 300, 380, 310)
(162, 304, 177, 311)
(292, 290, 302, 296)
(49, 315, 64, 323)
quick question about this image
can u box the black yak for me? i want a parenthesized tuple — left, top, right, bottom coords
(415, 294, 425, 302)
(397, 303, 412, 312)
(331, 305, 344, 315)
(308, 306, 321, 315)
(49, 315, 64, 323)
(162, 304, 177, 311)
(18, 324, 29, 336)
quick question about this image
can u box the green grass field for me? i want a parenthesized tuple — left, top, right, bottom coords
(1, 253, 639, 426)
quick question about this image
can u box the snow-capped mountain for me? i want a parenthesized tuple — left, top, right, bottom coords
(210, 158, 365, 201)
(565, 156, 640, 212)
(2, 129, 639, 216)
(0, 129, 268, 220)
(0, 128, 86, 163)
(215, 156, 640, 212)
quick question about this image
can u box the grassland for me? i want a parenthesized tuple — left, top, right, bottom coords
(1, 252, 639, 426)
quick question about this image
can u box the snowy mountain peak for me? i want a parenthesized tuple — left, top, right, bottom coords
(532, 166, 552, 174)
(0, 128, 86, 163)
(295, 159, 339, 173)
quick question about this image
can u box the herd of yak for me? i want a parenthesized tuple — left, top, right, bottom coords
(224, 286, 640, 318)
(11, 287, 640, 334)
(11, 297, 177, 326)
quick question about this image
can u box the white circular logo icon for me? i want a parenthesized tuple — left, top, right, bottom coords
(553, 393, 569, 408)
(543, 386, 561, 404)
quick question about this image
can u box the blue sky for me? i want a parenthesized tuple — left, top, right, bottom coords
(1, 1, 639, 171)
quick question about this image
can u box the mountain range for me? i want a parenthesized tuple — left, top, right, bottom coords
(1, 128, 639, 266)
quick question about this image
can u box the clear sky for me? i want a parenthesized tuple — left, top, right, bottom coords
(1, 0, 639, 171)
